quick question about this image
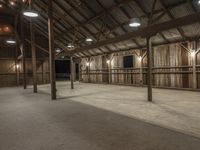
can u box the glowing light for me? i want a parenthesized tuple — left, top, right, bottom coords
(0, 4, 3, 8)
(67, 43, 74, 49)
(23, 10, 39, 17)
(10, 1, 15, 5)
(138, 56, 142, 61)
(198, 0, 200, 4)
(55, 48, 61, 53)
(86, 37, 93, 42)
(129, 18, 141, 27)
(16, 64, 19, 69)
(6, 40, 16, 44)
(4, 27, 9, 31)
(86, 62, 90, 66)
(191, 51, 196, 57)
(106, 60, 110, 64)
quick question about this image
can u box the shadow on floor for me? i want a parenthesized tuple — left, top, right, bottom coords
(33, 98, 200, 150)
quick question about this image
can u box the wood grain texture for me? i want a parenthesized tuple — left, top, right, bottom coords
(80, 42, 200, 89)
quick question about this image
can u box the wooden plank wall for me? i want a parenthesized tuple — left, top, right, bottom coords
(80, 42, 200, 89)
(197, 42, 200, 88)
(0, 58, 50, 87)
(80, 56, 103, 83)
(0, 39, 50, 87)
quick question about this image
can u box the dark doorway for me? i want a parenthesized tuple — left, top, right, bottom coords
(55, 60, 70, 80)
(123, 55, 134, 68)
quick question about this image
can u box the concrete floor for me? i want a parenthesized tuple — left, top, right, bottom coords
(0, 82, 200, 150)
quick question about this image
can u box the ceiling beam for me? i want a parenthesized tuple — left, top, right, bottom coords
(71, 12, 200, 54)
(79, 36, 200, 58)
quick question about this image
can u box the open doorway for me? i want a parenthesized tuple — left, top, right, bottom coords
(55, 59, 79, 81)
(55, 60, 70, 80)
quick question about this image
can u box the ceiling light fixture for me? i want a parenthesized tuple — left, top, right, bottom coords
(10, 1, 15, 6)
(67, 43, 74, 48)
(86, 37, 93, 42)
(6, 39, 16, 44)
(0, 4, 3, 8)
(198, 0, 200, 4)
(23, 10, 39, 17)
(129, 18, 141, 27)
(55, 48, 61, 53)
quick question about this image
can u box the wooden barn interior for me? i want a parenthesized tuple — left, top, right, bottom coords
(1, 0, 200, 149)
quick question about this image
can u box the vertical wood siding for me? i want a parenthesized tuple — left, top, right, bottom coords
(80, 42, 200, 89)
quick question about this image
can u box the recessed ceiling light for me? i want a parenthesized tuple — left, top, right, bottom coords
(23, 10, 39, 18)
(6, 40, 16, 44)
(129, 18, 141, 27)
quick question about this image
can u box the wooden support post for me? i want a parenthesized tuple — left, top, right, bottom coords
(78, 62, 81, 82)
(139, 55, 143, 86)
(147, 37, 153, 102)
(74, 62, 76, 82)
(42, 61, 44, 84)
(30, 13, 37, 93)
(108, 61, 111, 84)
(70, 56, 74, 89)
(48, 0, 56, 100)
(16, 63, 20, 86)
(192, 41, 197, 89)
(88, 58, 90, 83)
(20, 0, 26, 89)
(15, 47, 19, 86)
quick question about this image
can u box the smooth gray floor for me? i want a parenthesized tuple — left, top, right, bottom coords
(0, 82, 200, 150)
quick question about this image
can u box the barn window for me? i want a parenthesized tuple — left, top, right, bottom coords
(123, 55, 134, 68)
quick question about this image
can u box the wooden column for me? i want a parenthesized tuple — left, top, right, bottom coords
(73, 62, 76, 82)
(30, 8, 37, 93)
(20, 0, 26, 89)
(15, 47, 19, 86)
(193, 41, 197, 89)
(78, 62, 81, 82)
(147, 37, 153, 102)
(48, 0, 56, 99)
(139, 55, 143, 86)
(88, 58, 90, 83)
(42, 61, 47, 84)
(70, 56, 74, 89)
(108, 61, 111, 84)
(42, 61, 44, 84)
(181, 43, 189, 88)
